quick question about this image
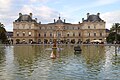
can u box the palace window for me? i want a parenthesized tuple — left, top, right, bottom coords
(28, 32, 31, 36)
(94, 26, 96, 29)
(17, 32, 19, 36)
(100, 33, 102, 36)
(38, 39, 41, 43)
(79, 33, 81, 37)
(23, 32, 25, 36)
(50, 32, 52, 37)
(50, 27, 52, 30)
(58, 32, 61, 37)
(44, 32, 46, 37)
(63, 26, 65, 30)
(67, 33, 69, 37)
(94, 33, 96, 36)
(29, 25, 31, 29)
(73, 33, 75, 37)
(22, 39, 25, 42)
(38, 33, 41, 37)
(73, 27, 74, 30)
(67, 26, 69, 30)
(39, 27, 41, 30)
(88, 26, 90, 29)
(88, 33, 90, 37)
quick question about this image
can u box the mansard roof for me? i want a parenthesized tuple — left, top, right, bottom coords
(15, 13, 36, 22)
(83, 13, 104, 22)
(87, 15, 102, 21)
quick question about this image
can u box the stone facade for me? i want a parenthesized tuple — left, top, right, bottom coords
(13, 13, 106, 44)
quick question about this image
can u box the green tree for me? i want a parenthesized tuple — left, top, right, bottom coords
(106, 23, 120, 43)
(110, 23, 120, 33)
(0, 22, 7, 43)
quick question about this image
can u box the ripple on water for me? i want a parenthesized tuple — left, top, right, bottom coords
(0, 45, 120, 80)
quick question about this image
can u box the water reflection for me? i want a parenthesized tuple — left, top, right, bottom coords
(0, 46, 6, 78)
(14, 45, 50, 77)
(81, 46, 105, 79)
(0, 45, 119, 80)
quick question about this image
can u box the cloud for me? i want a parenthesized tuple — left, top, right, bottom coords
(19, 5, 59, 23)
(101, 11, 120, 29)
(30, 0, 51, 3)
(0, 0, 12, 12)
(96, 0, 119, 5)
(0, 0, 14, 31)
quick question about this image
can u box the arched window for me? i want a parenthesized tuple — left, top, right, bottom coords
(16, 39, 20, 44)
(67, 32, 69, 37)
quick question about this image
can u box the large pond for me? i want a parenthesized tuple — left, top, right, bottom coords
(0, 45, 120, 80)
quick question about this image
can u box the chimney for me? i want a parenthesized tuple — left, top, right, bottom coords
(87, 13, 89, 18)
(97, 13, 100, 16)
(64, 19, 65, 23)
(54, 19, 55, 23)
(19, 13, 22, 17)
(82, 18, 84, 22)
(29, 13, 32, 18)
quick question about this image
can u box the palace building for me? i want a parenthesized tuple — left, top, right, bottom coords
(13, 13, 106, 44)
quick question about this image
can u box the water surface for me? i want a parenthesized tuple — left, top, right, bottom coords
(0, 45, 120, 80)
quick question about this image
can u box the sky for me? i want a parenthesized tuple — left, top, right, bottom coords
(0, 0, 120, 31)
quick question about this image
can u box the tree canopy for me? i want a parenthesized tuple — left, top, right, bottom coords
(106, 23, 120, 44)
(0, 22, 7, 43)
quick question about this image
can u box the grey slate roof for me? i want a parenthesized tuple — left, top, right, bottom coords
(48, 17, 71, 24)
(15, 15, 36, 22)
(84, 14, 104, 22)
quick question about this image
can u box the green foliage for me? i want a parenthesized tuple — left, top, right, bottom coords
(107, 23, 120, 43)
(0, 22, 7, 43)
